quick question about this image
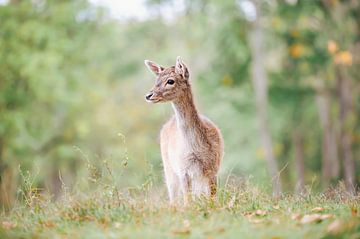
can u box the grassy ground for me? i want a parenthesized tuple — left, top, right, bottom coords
(1, 180, 359, 239)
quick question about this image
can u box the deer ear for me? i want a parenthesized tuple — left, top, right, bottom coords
(144, 60, 164, 75)
(175, 56, 189, 79)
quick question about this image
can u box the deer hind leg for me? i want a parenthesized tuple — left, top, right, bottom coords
(209, 176, 217, 197)
(190, 178, 209, 198)
(191, 170, 212, 198)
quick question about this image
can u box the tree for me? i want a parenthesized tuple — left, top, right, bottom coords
(0, 0, 115, 206)
(249, 1, 282, 196)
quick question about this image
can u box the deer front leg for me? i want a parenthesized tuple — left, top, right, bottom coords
(179, 173, 192, 205)
(163, 165, 180, 204)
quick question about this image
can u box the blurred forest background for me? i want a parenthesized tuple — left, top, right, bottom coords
(0, 0, 359, 207)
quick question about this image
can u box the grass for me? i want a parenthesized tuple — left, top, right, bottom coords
(1, 177, 359, 239)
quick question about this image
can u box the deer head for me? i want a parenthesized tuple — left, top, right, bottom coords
(144, 56, 190, 103)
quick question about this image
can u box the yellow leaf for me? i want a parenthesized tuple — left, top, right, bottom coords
(271, 17, 283, 30)
(329, 0, 338, 7)
(290, 29, 300, 38)
(327, 40, 338, 54)
(221, 74, 234, 86)
(274, 143, 283, 157)
(289, 43, 305, 58)
(351, 206, 358, 217)
(256, 147, 265, 160)
(334, 51, 353, 66)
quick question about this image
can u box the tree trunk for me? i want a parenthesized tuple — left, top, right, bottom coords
(336, 68, 355, 193)
(50, 165, 62, 201)
(248, 4, 281, 196)
(0, 138, 15, 208)
(315, 90, 340, 186)
(292, 130, 305, 194)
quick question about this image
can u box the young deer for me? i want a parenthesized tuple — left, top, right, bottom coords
(144, 56, 224, 204)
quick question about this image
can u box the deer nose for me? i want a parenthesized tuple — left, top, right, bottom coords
(145, 93, 153, 100)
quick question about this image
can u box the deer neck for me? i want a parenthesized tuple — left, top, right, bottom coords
(171, 88, 204, 141)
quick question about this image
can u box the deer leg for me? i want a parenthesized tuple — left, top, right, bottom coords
(191, 174, 211, 198)
(209, 176, 217, 198)
(163, 165, 180, 204)
(180, 173, 192, 205)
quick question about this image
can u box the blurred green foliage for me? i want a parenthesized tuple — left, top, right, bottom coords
(0, 0, 359, 205)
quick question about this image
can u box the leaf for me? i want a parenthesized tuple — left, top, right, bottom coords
(114, 222, 122, 228)
(291, 213, 302, 220)
(334, 51, 353, 66)
(327, 40, 338, 54)
(249, 218, 265, 224)
(288, 43, 306, 58)
(172, 220, 191, 236)
(204, 227, 226, 235)
(244, 211, 255, 217)
(183, 219, 191, 228)
(311, 207, 324, 213)
(350, 207, 358, 217)
(300, 214, 334, 224)
(273, 205, 280, 210)
(320, 214, 334, 220)
(39, 220, 55, 228)
(1, 221, 17, 230)
(327, 220, 345, 235)
(221, 74, 234, 86)
(172, 229, 191, 235)
(300, 214, 322, 224)
(256, 148, 265, 160)
(255, 210, 267, 216)
(290, 29, 300, 38)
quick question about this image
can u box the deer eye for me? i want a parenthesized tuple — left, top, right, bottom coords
(167, 79, 175, 85)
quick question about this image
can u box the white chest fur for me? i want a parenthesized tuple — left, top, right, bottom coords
(167, 130, 193, 176)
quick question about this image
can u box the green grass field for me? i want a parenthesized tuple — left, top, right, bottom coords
(1, 179, 359, 239)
